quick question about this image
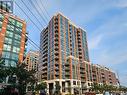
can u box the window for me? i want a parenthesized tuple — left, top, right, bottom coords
(13, 40, 20, 46)
(0, 21, 2, 28)
(0, 14, 3, 31)
(7, 25, 14, 31)
(11, 61, 16, 67)
(6, 30, 13, 37)
(12, 46, 20, 53)
(4, 37, 12, 44)
(77, 81, 80, 85)
(11, 53, 18, 60)
(88, 83, 90, 86)
(14, 34, 21, 40)
(9, 18, 15, 25)
(2, 51, 10, 58)
(15, 27, 22, 33)
(4, 60, 9, 66)
(16, 21, 23, 28)
(3, 44, 11, 51)
(0, 14, 4, 21)
(73, 81, 76, 85)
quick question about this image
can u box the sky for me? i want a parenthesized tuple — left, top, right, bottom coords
(13, 0, 127, 86)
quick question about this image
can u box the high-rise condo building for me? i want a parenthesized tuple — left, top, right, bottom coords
(0, 3, 27, 66)
(39, 13, 118, 94)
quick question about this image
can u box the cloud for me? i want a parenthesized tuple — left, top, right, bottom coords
(96, 49, 127, 66)
(90, 10, 127, 63)
(115, 0, 127, 8)
(88, 34, 103, 50)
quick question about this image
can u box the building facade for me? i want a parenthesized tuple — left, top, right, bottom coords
(39, 13, 118, 94)
(0, 1, 13, 13)
(24, 50, 39, 71)
(0, 6, 27, 66)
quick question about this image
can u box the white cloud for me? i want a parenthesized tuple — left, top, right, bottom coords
(88, 34, 103, 50)
(115, 0, 127, 8)
(88, 9, 127, 86)
(96, 49, 127, 66)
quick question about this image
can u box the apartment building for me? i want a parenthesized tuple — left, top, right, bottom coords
(24, 50, 39, 71)
(39, 13, 118, 94)
(0, 2, 27, 66)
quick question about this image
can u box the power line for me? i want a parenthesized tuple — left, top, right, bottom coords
(27, 39, 39, 50)
(29, 0, 48, 25)
(11, 0, 46, 49)
(14, 0, 42, 32)
(34, 0, 49, 21)
(27, 33, 40, 49)
(39, 0, 51, 18)
(2, 12, 40, 50)
(20, 0, 44, 29)
(12, 0, 42, 49)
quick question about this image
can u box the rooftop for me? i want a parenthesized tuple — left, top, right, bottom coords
(54, 12, 87, 32)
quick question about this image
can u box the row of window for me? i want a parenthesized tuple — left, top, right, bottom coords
(2, 51, 19, 60)
(6, 30, 21, 40)
(0, 14, 4, 21)
(7, 24, 22, 33)
(3, 44, 20, 53)
(4, 36, 21, 46)
(8, 17, 23, 29)
(4, 59, 17, 67)
(0, 21, 2, 31)
(0, 14, 3, 31)
(0, 14, 23, 32)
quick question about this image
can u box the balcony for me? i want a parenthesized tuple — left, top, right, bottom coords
(65, 63, 69, 66)
(65, 72, 70, 75)
(55, 62, 59, 66)
(81, 79, 86, 83)
(42, 74, 47, 78)
(42, 62, 47, 66)
(65, 67, 70, 71)
(55, 71, 59, 75)
(55, 22, 58, 25)
(55, 57, 59, 61)
(80, 66, 85, 69)
(55, 42, 59, 46)
(43, 70, 47, 74)
(55, 66, 59, 71)
(55, 18, 58, 21)
(79, 52, 82, 55)
(81, 75, 85, 78)
(55, 33, 59, 37)
(78, 45, 82, 47)
(79, 56, 82, 59)
(42, 57, 48, 62)
(78, 37, 81, 40)
(55, 45, 59, 49)
(43, 67, 47, 71)
(65, 76, 70, 79)
(55, 53, 59, 57)
(42, 55, 48, 59)
(80, 70, 85, 74)
(54, 50, 59, 54)
(55, 26, 58, 29)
